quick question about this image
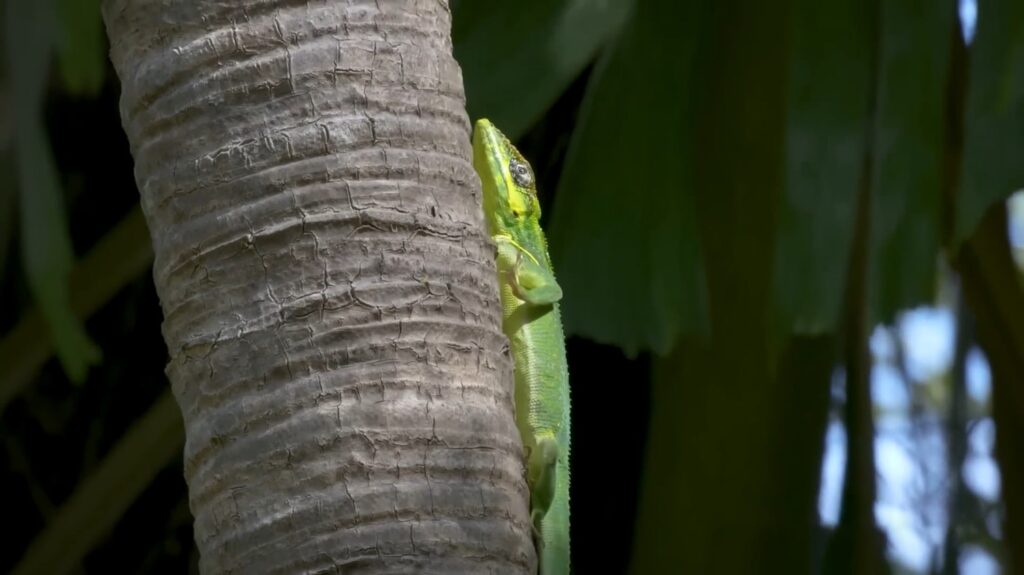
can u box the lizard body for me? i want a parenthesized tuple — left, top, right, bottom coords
(473, 119, 571, 575)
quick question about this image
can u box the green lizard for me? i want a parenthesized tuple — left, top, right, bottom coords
(472, 119, 571, 575)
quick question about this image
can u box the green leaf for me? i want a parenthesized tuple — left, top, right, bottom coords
(453, 0, 633, 141)
(957, 0, 1024, 244)
(689, 1, 788, 361)
(0, 206, 152, 411)
(6, 0, 100, 382)
(777, 0, 953, 333)
(868, 0, 952, 323)
(547, 1, 708, 356)
(774, 0, 872, 334)
(54, 0, 105, 96)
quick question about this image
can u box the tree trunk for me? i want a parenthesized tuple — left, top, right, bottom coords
(103, 1, 533, 573)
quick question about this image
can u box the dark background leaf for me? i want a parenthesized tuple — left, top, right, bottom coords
(957, 0, 1024, 244)
(453, 0, 633, 140)
(774, 0, 871, 335)
(868, 0, 952, 324)
(547, 0, 708, 356)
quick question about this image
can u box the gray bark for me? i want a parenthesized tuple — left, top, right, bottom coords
(103, 1, 534, 573)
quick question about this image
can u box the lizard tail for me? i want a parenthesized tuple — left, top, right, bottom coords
(538, 475, 570, 575)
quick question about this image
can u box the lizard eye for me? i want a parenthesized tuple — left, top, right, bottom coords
(509, 158, 533, 188)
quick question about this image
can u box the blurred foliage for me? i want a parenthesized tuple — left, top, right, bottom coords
(4, 0, 1024, 574)
(776, 0, 869, 335)
(1011, 192, 1024, 273)
(457, 0, 1023, 358)
(866, 0, 950, 328)
(957, 0, 1024, 245)
(53, 0, 105, 97)
(461, 0, 1024, 572)
(547, 0, 709, 356)
(4, 0, 106, 383)
(452, 0, 633, 142)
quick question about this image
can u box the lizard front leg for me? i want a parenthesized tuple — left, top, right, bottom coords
(495, 236, 563, 306)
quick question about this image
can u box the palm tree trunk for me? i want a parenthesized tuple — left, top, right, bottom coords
(103, 1, 533, 572)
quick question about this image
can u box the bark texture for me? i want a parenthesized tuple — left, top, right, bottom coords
(103, 1, 533, 573)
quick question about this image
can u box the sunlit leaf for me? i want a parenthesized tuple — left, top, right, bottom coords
(5, 0, 100, 382)
(453, 0, 633, 141)
(957, 0, 1024, 244)
(547, 1, 708, 356)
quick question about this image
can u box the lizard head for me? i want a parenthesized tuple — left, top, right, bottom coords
(472, 118, 542, 235)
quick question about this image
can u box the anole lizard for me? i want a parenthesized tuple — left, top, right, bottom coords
(472, 119, 571, 575)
